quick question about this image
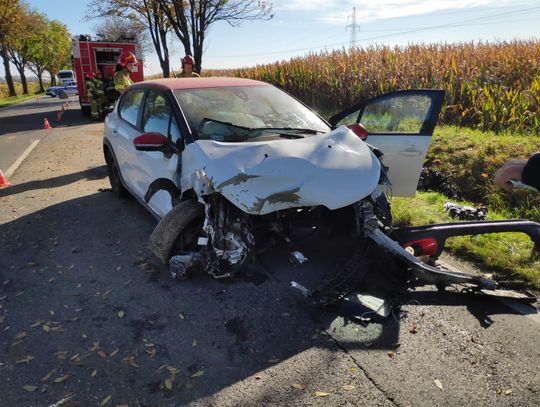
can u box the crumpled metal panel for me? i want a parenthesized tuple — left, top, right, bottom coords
(181, 126, 381, 215)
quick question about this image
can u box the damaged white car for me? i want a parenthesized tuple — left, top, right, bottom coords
(103, 78, 540, 311)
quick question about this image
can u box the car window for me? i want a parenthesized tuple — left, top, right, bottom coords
(170, 116, 182, 143)
(119, 89, 145, 127)
(142, 91, 172, 136)
(361, 94, 432, 133)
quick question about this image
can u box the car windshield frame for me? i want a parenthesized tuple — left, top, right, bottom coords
(173, 85, 330, 142)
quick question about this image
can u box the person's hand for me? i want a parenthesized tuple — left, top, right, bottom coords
(494, 160, 527, 190)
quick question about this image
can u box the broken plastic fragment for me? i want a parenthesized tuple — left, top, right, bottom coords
(291, 281, 309, 297)
(289, 250, 308, 266)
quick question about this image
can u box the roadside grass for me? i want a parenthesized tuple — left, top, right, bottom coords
(0, 92, 45, 109)
(392, 192, 540, 289)
(428, 125, 540, 221)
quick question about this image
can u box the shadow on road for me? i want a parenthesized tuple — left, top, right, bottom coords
(0, 99, 94, 136)
(0, 165, 108, 198)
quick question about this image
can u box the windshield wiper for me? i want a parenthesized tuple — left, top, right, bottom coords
(253, 127, 323, 134)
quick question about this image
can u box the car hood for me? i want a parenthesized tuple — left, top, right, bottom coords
(181, 126, 381, 215)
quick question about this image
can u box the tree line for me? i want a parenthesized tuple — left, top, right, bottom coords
(0, 0, 272, 97)
(0, 0, 71, 96)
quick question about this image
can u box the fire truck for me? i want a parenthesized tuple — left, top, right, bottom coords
(71, 35, 144, 115)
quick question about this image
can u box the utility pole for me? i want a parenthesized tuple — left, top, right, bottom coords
(346, 7, 360, 49)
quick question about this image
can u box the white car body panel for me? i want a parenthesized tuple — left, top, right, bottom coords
(106, 110, 178, 218)
(368, 135, 431, 197)
(181, 126, 381, 215)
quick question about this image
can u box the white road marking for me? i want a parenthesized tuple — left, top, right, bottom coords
(5, 139, 40, 178)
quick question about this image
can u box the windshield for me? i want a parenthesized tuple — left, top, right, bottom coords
(174, 85, 330, 141)
(58, 72, 73, 79)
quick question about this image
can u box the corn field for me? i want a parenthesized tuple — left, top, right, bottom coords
(209, 41, 540, 133)
(0, 82, 43, 98)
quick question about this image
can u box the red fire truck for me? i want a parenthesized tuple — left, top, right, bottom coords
(71, 35, 144, 115)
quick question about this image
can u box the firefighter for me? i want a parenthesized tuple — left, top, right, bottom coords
(85, 72, 95, 96)
(114, 51, 137, 92)
(90, 71, 107, 120)
(177, 55, 200, 78)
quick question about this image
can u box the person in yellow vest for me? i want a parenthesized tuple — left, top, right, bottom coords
(114, 51, 137, 92)
(176, 55, 200, 78)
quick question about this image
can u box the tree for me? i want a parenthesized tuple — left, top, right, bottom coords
(94, 16, 152, 57)
(87, 0, 173, 78)
(26, 17, 71, 92)
(159, 0, 273, 74)
(6, 9, 42, 94)
(0, 0, 24, 96)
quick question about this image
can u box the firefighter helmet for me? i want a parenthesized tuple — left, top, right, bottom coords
(118, 51, 138, 68)
(182, 55, 195, 65)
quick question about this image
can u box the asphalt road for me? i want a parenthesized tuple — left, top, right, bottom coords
(0, 99, 539, 406)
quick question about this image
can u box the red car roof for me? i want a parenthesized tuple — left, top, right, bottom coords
(131, 77, 270, 91)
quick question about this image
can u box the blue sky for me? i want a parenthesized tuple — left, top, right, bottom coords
(3, 0, 540, 77)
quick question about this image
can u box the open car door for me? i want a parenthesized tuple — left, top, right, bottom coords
(329, 90, 445, 196)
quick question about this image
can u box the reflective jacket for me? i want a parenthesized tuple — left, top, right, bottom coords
(114, 69, 133, 91)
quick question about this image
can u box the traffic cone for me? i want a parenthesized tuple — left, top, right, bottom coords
(43, 118, 52, 129)
(0, 169, 11, 188)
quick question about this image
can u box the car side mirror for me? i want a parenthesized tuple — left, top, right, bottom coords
(347, 123, 369, 140)
(134, 132, 177, 158)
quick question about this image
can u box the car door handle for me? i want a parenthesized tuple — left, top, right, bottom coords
(399, 149, 422, 157)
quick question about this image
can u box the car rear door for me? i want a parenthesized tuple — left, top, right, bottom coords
(329, 90, 444, 196)
(114, 88, 147, 195)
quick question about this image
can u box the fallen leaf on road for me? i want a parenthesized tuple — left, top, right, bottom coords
(90, 341, 100, 352)
(164, 378, 173, 391)
(30, 321, 42, 328)
(99, 395, 112, 406)
(178, 313, 185, 320)
(504, 389, 513, 396)
(409, 324, 419, 334)
(291, 383, 306, 390)
(70, 353, 80, 361)
(387, 351, 396, 358)
(53, 375, 69, 383)
(166, 366, 180, 375)
(41, 369, 57, 381)
(123, 355, 138, 367)
(123, 279, 132, 286)
(55, 351, 69, 360)
(342, 384, 356, 391)
(192, 339, 197, 347)
(314, 391, 331, 397)
(14, 331, 27, 340)
(190, 370, 204, 378)
(23, 385, 37, 392)
(109, 348, 119, 357)
(349, 367, 357, 375)
(15, 355, 34, 364)
(43, 325, 50, 332)
(255, 375, 262, 380)
(118, 310, 124, 319)
(434, 379, 443, 390)
(91, 369, 97, 377)
(97, 351, 107, 358)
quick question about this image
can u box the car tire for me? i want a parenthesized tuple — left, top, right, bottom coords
(148, 200, 205, 264)
(105, 152, 129, 198)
